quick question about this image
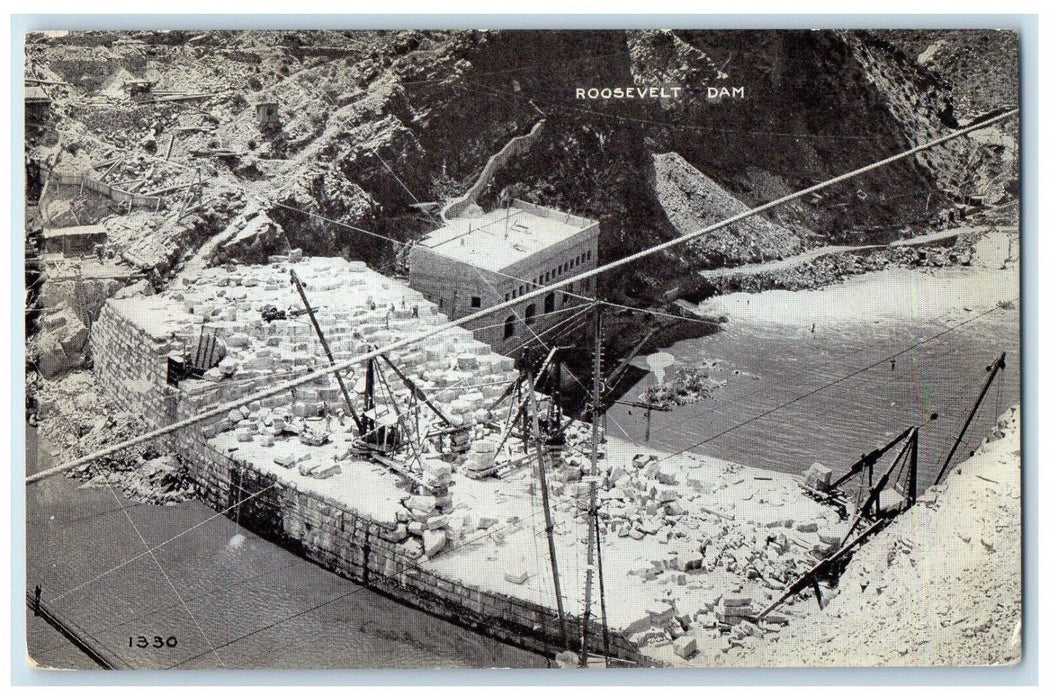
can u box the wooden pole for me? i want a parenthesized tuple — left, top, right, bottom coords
(581, 304, 602, 666)
(934, 352, 1006, 485)
(908, 428, 918, 507)
(289, 268, 365, 434)
(363, 359, 376, 437)
(525, 371, 568, 649)
(594, 499, 611, 665)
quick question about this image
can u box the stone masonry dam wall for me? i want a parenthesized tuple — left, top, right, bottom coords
(89, 273, 644, 664)
(174, 406, 641, 662)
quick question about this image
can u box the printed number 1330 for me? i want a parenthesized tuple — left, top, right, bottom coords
(129, 635, 178, 648)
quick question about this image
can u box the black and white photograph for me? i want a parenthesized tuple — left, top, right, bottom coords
(20, 23, 1024, 672)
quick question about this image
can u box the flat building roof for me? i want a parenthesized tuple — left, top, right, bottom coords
(42, 224, 107, 239)
(25, 85, 51, 103)
(416, 204, 595, 273)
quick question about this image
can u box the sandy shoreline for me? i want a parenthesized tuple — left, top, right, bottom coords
(696, 228, 1018, 331)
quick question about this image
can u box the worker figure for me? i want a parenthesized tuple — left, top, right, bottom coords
(890, 358, 896, 371)
(811, 323, 816, 334)
(412, 305, 419, 318)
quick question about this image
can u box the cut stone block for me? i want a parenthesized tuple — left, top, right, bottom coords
(381, 524, 409, 543)
(422, 529, 447, 558)
(673, 636, 697, 659)
(504, 569, 530, 585)
(656, 463, 679, 485)
(312, 464, 341, 479)
(405, 494, 437, 512)
(802, 462, 833, 491)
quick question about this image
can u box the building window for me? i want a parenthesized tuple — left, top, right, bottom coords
(525, 304, 536, 325)
(438, 298, 444, 309)
(470, 295, 481, 308)
(558, 264, 563, 275)
(587, 250, 592, 262)
(544, 292, 555, 314)
(505, 293, 510, 302)
(504, 315, 515, 339)
(519, 285, 524, 296)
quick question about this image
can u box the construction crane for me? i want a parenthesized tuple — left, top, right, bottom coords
(291, 269, 469, 494)
(289, 268, 366, 435)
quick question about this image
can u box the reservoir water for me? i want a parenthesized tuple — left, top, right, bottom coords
(607, 262, 1020, 494)
(26, 429, 546, 670)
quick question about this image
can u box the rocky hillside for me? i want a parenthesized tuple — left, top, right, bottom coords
(475, 29, 982, 291)
(870, 29, 1019, 118)
(652, 152, 811, 268)
(24, 29, 1019, 377)
(30, 30, 1008, 276)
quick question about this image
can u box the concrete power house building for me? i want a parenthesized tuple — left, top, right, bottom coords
(409, 200, 599, 355)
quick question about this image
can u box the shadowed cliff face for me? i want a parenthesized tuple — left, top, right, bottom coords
(240, 29, 972, 290)
(459, 30, 964, 295)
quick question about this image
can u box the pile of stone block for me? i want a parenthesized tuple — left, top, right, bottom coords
(597, 453, 700, 545)
(463, 437, 499, 476)
(93, 256, 526, 467)
(716, 593, 755, 626)
(207, 260, 505, 413)
(389, 490, 455, 559)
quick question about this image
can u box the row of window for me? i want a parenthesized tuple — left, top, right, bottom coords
(503, 249, 593, 302)
(503, 290, 576, 339)
(457, 279, 589, 313)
